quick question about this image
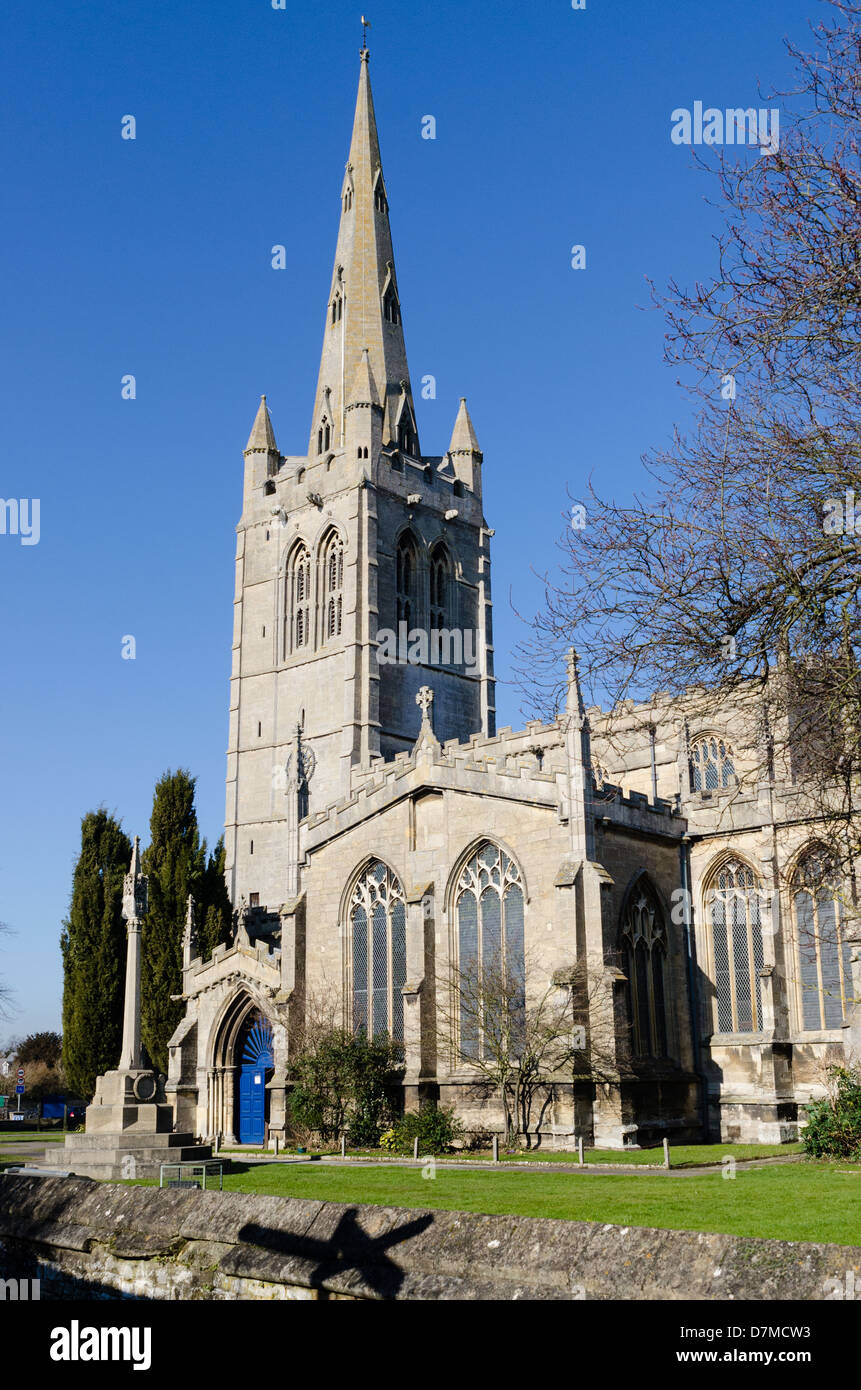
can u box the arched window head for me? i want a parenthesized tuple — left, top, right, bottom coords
(793, 848, 853, 1031)
(285, 544, 312, 656)
(396, 533, 418, 628)
(429, 544, 450, 631)
(349, 861, 406, 1043)
(621, 879, 669, 1059)
(690, 735, 736, 791)
(331, 292, 343, 325)
(317, 417, 332, 455)
(321, 532, 344, 643)
(705, 859, 764, 1033)
(454, 843, 525, 1061)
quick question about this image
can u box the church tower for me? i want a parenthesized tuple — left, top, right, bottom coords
(224, 45, 496, 909)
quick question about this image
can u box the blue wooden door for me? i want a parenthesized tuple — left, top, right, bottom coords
(238, 1066, 266, 1144)
(238, 1016, 275, 1145)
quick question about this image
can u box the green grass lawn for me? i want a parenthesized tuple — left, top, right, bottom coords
(149, 1157, 860, 1246)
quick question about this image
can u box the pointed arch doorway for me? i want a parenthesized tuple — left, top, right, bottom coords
(209, 994, 277, 1145)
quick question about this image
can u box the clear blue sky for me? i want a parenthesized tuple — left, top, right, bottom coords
(0, 0, 818, 1038)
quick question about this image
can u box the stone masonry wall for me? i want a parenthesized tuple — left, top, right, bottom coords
(0, 1175, 858, 1302)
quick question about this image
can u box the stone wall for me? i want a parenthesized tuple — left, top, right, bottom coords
(0, 1175, 857, 1302)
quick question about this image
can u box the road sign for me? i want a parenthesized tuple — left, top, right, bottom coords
(0, 1095, 6, 1107)
(17, 1068, 24, 1082)
(15, 1084, 25, 1095)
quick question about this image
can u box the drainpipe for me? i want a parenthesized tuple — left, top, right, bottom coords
(680, 835, 710, 1138)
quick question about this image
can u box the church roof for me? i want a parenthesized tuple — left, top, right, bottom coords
(308, 49, 418, 455)
(245, 395, 278, 453)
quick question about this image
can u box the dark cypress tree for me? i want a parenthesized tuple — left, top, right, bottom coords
(141, 770, 206, 1073)
(198, 836, 233, 961)
(61, 811, 132, 1099)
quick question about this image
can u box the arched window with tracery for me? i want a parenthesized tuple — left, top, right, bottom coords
(793, 848, 854, 1031)
(705, 858, 765, 1033)
(621, 879, 669, 1058)
(396, 532, 418, 628)
(429, 543, 450, 631)
(690, 735, 736, 791)
(454, 843, 525, 1060)
(285, 543, 311, 656)
(349, 861, 407, 1043)
(321, 531, 344, 642)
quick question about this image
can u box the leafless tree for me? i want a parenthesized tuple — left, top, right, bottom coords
(0, 921, 13, 1022)
(436, 951, 621, 1147)
(518, 1, 861, 946)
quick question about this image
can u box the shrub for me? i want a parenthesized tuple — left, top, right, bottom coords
(384, 1104, 463, 1156)
(803, 1066, 861, 1159)
(289, 1030, 403, 1146)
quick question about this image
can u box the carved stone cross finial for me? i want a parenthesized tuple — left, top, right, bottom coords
(416, 686, 434, 722)
(122, 835, 148, 924)
(413, 685, 439, 755)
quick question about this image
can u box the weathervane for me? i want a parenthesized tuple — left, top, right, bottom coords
(361, 14, 371, 51)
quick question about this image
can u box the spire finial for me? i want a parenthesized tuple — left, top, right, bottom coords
(361, 14, 371, 55)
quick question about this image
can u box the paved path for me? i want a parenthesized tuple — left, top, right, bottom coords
(3, 1138, 807, 1180)
(219, 1151, 806, 1178)
(0, 1140, 57, 1159)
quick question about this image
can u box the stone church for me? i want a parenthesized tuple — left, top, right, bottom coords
(166, 48, 861, 1149)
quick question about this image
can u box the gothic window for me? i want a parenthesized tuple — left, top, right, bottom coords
(690, 736, 736, 791)
(317, 417, 332, 455)
(383, 283, 401, 326)
(454, 843, 525, 1061)
(397, 413, 416, 453)
(331, 293, 343, 325)
(373, 172, 388, 214)
(321, 531, 344, 642)
(396, 533, 418, 628)
(621, 879, 670, 1058)
(705, 859, 765, 1033)
(350, 861, 407, 1042)
(429, 543, 450, 630)
(793, 848, 854, 1031)
(343, 186, 353, 212)
(285, 543, 311, 656)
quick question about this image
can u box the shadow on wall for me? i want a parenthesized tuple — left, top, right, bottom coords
(238, 1207, 435, 1298)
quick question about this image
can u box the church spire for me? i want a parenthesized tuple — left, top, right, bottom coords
(448, 397, 482, 457)
(245, 394, 278, 454)
(308, 47, 417, 457)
